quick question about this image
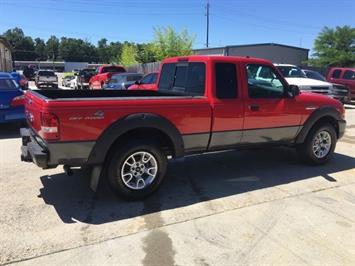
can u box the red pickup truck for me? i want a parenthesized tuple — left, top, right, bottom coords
(326, 67, 355, 99)
(20, 56, 346, 199)
(89, 65, 126, 90)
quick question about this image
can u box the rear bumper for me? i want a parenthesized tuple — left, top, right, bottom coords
(338, 120, 346, 139)
(20, 128, 95, 169)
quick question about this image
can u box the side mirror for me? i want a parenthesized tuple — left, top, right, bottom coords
(287, 85, 300, 98)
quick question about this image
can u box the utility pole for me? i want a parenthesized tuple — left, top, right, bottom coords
(206, 0, 210, 48)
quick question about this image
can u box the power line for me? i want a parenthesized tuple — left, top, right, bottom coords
(206, 0, 210, 48)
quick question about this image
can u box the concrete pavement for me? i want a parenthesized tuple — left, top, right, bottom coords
(1, 106, 355, 265)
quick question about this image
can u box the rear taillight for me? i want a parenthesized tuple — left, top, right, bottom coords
(11, 95, 25, 107)
(40, 112, 60, 140)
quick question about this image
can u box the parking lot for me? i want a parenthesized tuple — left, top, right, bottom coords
(1, 104, 355, 265)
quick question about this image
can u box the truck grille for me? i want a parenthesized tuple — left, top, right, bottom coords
(310, 86, 330, 94)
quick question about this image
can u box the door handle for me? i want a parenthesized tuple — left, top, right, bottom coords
(249, 104, 260, 111)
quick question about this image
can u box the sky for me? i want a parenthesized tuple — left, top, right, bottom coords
(0, 0, 354, 52)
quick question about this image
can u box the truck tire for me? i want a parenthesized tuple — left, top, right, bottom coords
(107, 140, 168, 200)
(297, 123, 337, 165)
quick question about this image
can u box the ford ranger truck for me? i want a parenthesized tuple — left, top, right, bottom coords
(20, 56, 346, 200)
(89, 65, 126, 90)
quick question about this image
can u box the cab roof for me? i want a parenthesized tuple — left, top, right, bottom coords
(162, 55, 273, 65)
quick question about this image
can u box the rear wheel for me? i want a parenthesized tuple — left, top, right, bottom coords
(107, 140, 168, 200)
(297, 123, 337, 165)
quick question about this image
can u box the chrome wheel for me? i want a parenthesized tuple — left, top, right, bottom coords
(120, 151, 158, 190)
(312, 130, 332, 159)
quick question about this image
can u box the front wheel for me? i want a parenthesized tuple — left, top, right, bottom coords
(107, 141, 168, 200)
(297, 123, 337, 165)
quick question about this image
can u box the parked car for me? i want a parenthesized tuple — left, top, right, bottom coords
(128, 72, 158, 90)
(21, 55, 346, 200)
(103, 73, 143, 90)
(35, 70, 58, 89)
(275, 64, 338, 97)
(0, 72, 25, 124)
(326, 68, 355, 99)
(89, 65, 126, 89)
(75, 68, 96, 90)
(303, 69, 351, 104)
(62, 75, 75, 87)
(10, 72, 28, 90)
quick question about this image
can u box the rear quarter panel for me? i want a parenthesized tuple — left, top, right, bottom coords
(43, 97, 212, 142)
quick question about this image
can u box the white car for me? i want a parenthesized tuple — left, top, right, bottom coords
(275, 64, 333, 96)
(69, 77, 78, 89)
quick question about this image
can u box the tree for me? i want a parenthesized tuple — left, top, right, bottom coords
(152, 26, 195, 60)
(135, 43, 157, 63)
(97, 38, 110, 63)
(309, 26, 355, 67)
(46, 35, 60, 61)
(120, 43, 138, 66)
(59, 37, 98, 62)
(34, 38, 47, 60)
(2, 27, 36, 60)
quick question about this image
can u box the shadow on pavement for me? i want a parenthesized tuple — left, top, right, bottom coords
(0, 123, 23, 140)
(39, 147, 355, 224)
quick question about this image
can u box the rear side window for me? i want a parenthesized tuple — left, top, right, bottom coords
(343, 70, 355, 80)
(0, 79, 18, 90)
(38, 71, 55, 76)
(102, 66, 126, 73)
(215, 63, 237, 99)
(158, 62, 205, 96)
(332, 69, 342, 78)
(126, 75, 143, 82)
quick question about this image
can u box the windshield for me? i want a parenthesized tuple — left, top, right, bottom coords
(304, 70, 326, 81)
(0, 79, 19, 90)
(277, 66, 306, 78)
(38, 71, 55, 76)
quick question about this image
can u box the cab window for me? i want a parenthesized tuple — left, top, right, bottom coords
(331, 69, 342, 78)
(246, 64, 285, 98)
(158, 62, 205, 96)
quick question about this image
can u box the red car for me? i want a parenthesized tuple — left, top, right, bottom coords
(89, 65, 126, 90)
(128, 72, 158, 90)
(21, 55, 345, 200)
(326, 67, 355, 99)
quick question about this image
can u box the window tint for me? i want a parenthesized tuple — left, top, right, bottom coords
(151, 73, 158, 83)
(140, 73, 153, 84)
(127, 75, 143, 82)
(0, 79, 18, 90)
(158, 63, 205, 96)
(276, 66, 306, 78)
(159, 64, 175, 90)
(247, 64, 285, 98)
(332, 69, 342, 78)
(102, 66, 126, 73)
(215, 63, 237, 99)
(38, 71, 55, 76)
(343, 70, 355, 80)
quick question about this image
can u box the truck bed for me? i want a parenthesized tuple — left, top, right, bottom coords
(32, 89, 183, 100)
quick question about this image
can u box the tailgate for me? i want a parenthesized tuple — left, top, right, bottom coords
(25, 91, 46, 132)
(39, 76, 57, 82)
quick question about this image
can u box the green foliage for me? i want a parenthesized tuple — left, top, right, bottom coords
(135, 43, 157, 63)
(152, 26, 195, 60)
(2, 27, 36, 60)
(46, 36, 60, 60)
(120, 43, 138, 66)
(1, 26, 196, 64)
(309, 26, 355, 67)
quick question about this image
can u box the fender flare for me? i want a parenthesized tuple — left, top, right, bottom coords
(87, 113, 184, 165)
(295, 106, 341, 144)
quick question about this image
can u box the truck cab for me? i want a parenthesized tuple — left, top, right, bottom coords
(89, 65, 126, 90)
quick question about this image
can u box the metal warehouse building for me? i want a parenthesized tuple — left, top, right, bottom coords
(194, 43, 309, 65)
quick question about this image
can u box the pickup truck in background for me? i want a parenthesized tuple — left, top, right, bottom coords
(89, 65, 126, 90)
(21, 56, 346, 200)
(326, 67, 355, 99)
(35, 70, 58, 89)
(74, 68, 96, 90)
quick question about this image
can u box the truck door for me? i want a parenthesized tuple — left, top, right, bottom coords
(241, 63, 302, 144)
(209, 62, 244, 150)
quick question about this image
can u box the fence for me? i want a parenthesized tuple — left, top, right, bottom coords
(127, 61, 161, 74)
